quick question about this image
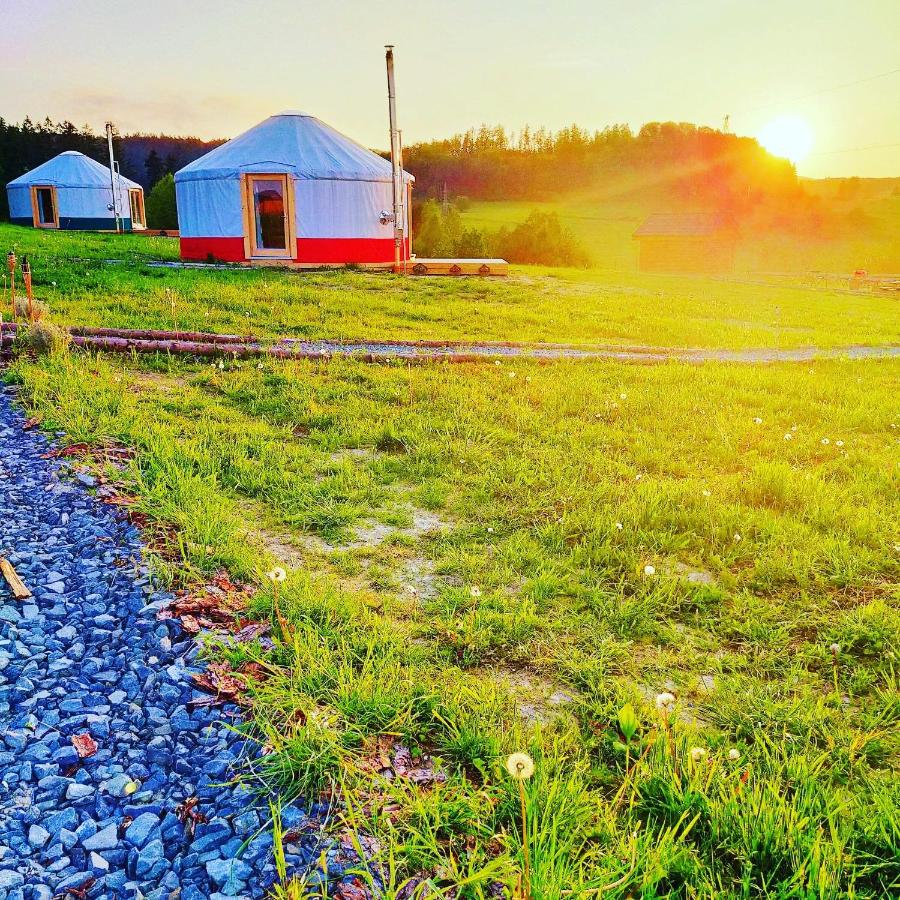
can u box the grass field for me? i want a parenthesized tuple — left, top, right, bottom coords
(2, 223, 899, 351)
(4, 224, 900, 897)
(459, 180, 900, 274)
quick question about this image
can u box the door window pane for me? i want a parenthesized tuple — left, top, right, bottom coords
(37, 188, 55, 225)
(130, 190, 145, 226)
(252, 179, 287, 250)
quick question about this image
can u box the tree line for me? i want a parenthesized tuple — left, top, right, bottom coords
(402, 121, 809, 224)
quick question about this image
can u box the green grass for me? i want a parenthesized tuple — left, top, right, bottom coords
(2, 223, 899, 351)
(4, 226, 899, 896)
(460, 186, 900, 274)
(9, 348, 899, 897)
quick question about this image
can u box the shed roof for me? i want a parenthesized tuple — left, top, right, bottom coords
(633, 213, 727, 237)
(6, 151, 141, 190)
(176, 112, 413, 184)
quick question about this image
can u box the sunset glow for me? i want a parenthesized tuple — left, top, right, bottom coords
(757, 116, 815, 164)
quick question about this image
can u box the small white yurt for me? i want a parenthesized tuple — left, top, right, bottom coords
(6, 151, 145, 232)
(175, 112, 413, 265)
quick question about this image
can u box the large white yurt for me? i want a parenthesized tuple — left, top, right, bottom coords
(175, 112, 413, 265)
(6, 151, 145, 231)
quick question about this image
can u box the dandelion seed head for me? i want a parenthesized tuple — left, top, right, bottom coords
(733, 533, 742, 542)
(821, 437, 830, 445)
(702, 489, 711, 497)
(753, 417, 763, 424)
(655, 692, 676, 713)
(620, 393, 627, 400)
(505, 752, 535, 780)
(835, 440, 844, 447)
(690, 747, 707, 763)
(644, 564, 656, 576)
(266, 566, 287, 583)
(728, 748, 740, 761)
(830, 643, 841, 655)
(784, 433, 792, 441)
(615, 522, 623, 530)
(469, 585, 482, 598)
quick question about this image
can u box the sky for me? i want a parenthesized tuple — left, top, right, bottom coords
(2, 0, 898, 178)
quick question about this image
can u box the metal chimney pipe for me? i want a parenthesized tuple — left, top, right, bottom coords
(106, 122, 122, 234)
(385, 45, 403, 273)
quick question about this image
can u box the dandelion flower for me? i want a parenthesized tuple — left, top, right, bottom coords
(655, 692, 676, 714)
(728, 748, 740, 761)
(690, 747, 707, 763)
(830, 643, 840, 654)
(821, 437, 830, 445)
(753, 417, 763, 425)
(644, 564, 656, 576)
(470, 585, 482, 598)
(266, 567, 287, 583)
(505, 752, 535, 780)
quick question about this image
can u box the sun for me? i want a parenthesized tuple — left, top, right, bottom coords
(757, 115, 814, 164)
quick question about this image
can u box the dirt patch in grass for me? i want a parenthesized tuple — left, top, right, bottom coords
(495, 670, 577, 725)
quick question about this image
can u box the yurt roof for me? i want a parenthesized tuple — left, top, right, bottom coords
(176, 112, 413, 183)
(6, 151, 142, 190)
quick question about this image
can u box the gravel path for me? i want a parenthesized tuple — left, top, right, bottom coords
(281, 339, 900, 363)
(0, 389, 344, 899)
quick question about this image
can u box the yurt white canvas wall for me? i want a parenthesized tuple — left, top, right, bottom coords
(6, 151, 145, 231)
(175, 112, 413, 265)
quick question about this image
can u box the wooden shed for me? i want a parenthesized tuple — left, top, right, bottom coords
(633, 213, 735, 274)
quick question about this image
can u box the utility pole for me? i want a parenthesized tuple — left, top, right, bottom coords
(385, 45, 404, 273)
(106, 122, 122, 233)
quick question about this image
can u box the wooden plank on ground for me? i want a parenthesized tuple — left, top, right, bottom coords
(408, 258, 509, 277)
(0, 557, 32, 599)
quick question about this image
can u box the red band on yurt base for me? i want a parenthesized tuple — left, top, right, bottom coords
(180, 237, 409, 265)
(180, 237, 246, 262)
